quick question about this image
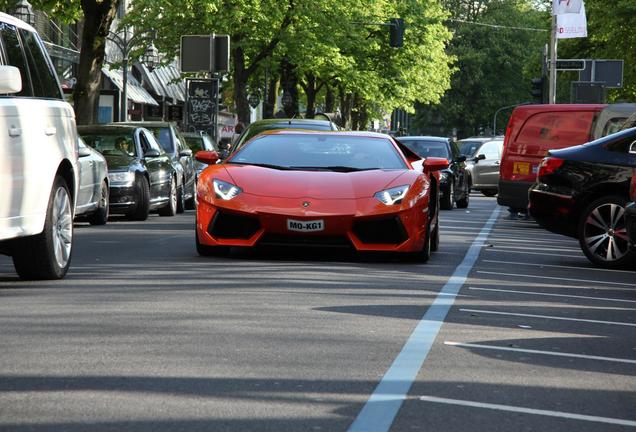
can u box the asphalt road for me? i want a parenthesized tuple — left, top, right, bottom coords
(0, 194, 634, 432)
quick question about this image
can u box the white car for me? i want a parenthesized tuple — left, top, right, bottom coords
(0, 13, 79, 280)
(75, 137, 109, 225)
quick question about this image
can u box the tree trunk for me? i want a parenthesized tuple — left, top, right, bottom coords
(338, 85, 352, 129)
(280, 57, 299, 118)
(232, 46, 251, 124)
(73, 0, 120, 125)
(303, 73, 317, 119)
(264, 76, 278, 119)
(325, 85, 335, 113)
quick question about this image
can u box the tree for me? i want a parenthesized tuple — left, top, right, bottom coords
(413, 0, 547, 137)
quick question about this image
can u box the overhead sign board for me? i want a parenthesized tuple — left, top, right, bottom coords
(579, 60, 624, 88)
(556, 59, 585, 71)
(180, 34, 230, 73)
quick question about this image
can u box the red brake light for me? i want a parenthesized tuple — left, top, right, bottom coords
(537, 157, 565, 179)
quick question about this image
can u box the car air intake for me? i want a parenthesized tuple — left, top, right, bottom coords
(208, 211, 260, 239)
(259, 234, 352, 248)
(352, 217, 408, 244)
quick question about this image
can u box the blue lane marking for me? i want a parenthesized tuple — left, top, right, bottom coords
(348, 206, 502, 432)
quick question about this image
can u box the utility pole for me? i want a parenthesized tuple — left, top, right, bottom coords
(548, 14, 557, 104)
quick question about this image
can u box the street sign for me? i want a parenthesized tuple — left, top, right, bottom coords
(556, 59, 585, 70)
(579, 59, 623, 88)
(180, 35, 214, 73)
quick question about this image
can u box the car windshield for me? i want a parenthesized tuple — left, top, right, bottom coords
(229, 134, 407, 171)
(80, 132, 137, 157)
(144, 127, 174, 154)
(400, 139, 450, 159)
(458, 140, 486, 157)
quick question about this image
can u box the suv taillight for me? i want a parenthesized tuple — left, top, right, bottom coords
(630, 173, 636, 201)
(537, 157, 565, 179)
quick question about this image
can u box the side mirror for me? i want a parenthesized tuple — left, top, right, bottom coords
(456, 155, 467, 163)
(423, 157, 449, 173)
(0, 66, 22, 94)
(179, 148, 193, 157)
(195, 150, 220, 165)
(144, 149, 160, 158)
(474, 154, 486, 162)
(78, 146, 92, 158)
(629, 140, 636, 155)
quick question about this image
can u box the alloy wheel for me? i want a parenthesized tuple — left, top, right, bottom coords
(52, 187, 72, 269)
(582, 202, 629, 263)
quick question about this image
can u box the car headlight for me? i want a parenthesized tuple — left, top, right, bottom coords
(213, 178, 242, 200)
(374, 185, 409, 205)
(108, 171, 135, 186)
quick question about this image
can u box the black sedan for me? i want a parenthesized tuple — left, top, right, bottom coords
(399, 136, 470, 209)
(78, 125, 178, 221)
(529, 127, 636, 268)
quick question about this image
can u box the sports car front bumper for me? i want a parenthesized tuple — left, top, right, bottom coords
(196, 194, 429, 252)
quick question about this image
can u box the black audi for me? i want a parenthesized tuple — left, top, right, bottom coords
(78, 125, 178, 221)
(399, 136, 470, 209)
(529, 127, 636, 268)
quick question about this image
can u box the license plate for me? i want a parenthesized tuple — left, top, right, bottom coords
(287, 219, 325, 232)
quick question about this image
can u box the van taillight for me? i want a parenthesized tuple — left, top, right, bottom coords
(503, 125, 512, 152)
(537, 157, 564, 178)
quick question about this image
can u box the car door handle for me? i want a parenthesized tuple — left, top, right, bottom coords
(494, 161, 500, 165)
(44, 127, 57, 136)
(9, 127, 21, 137)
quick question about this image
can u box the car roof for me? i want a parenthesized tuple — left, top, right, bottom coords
(77, 124, 141, 133)
(0, 12, 36, 32)
(400, 135, 450, 141)
(258, 129, 389, 138)
(248, 118, 335, 127)
(119, 121, 177, 128)
(459, 136, 499, 142)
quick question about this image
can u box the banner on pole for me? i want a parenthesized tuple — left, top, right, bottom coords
(556, 3, 587, 39)
(552, 0, 583, 15)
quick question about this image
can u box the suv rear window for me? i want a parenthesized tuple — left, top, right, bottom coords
(0, 22, 31, 97)
(18, 29, 62, 99)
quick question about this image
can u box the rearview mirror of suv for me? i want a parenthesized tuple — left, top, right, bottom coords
(0, 65, 22, 94)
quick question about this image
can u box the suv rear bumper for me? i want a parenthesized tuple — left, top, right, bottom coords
(497, 179, 533, 211)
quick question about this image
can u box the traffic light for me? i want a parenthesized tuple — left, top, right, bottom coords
(531, 77, 544, 103)
(389, 18, 404, 48)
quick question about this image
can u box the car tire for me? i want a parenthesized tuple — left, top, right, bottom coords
(176, 181, 185, 214)
(456, 190, 469, 208)
(441, 181, 454, 210)
(128, 175, 150, 221)
(185, 180, 196, 210)
(87, 179, 109, 225)
(159, 176, 177, 217)
(577, 195, 635, 269)
(430, 214, 440, 252)
(11, 176, 73, 280)
(482, 189, 498, 197)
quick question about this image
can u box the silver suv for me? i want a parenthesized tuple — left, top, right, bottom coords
(0, 13, 79, 280)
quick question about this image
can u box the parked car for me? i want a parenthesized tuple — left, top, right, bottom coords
(528, 127, 636, 268)
(625, 172, 636, 252)
(122, 121, 196, 212)
(183, 131, 218, 180)
(399, 136, 470, 209)
(498, 104, 606, 212)
(229, 118, 339, 156)
(78, 125, 177, 220)
(591, 103, 636, 139)
(464, 139, 504, 197)
(195, 130, 448, 261)
(0, 13, 79, 280)
(457, 137, 493, 157)
(75, 137, 109, 225)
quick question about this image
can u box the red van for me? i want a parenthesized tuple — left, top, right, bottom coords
(497, 104, 605, 212)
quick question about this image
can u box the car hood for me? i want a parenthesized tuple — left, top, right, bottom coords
(103, 154, 136, 170)
(222, 165, 410, 199)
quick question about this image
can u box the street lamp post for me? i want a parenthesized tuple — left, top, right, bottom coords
(13, 0, 35, 25)
(107, 28, 157, 122)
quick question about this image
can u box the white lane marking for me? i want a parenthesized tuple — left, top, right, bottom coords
(476, 271, 635, 287)
(419, 395, 636, 426)
(347, 206, 502, 432)
(444, 341, 636, 365)
(483, 249, 582, 259)
(484, 244, 582, 252)
(483, 259, 636, 274)
(460, 308, 636, 327)
(469, 287, 636, 304)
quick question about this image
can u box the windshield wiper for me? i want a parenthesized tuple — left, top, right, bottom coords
(288, 166, 378, 172)
(229, 162, 292, 170)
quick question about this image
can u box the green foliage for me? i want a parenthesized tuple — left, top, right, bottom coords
(413, 0, 548, 137)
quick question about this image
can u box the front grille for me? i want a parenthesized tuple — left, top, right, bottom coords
(208, 211, 260, 239)
(259, 234, 352, 248)
(352, 217, 408, 244)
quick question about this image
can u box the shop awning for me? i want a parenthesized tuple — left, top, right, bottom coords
(102, 67, 159, 106)
(136, 62, 186, 103)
